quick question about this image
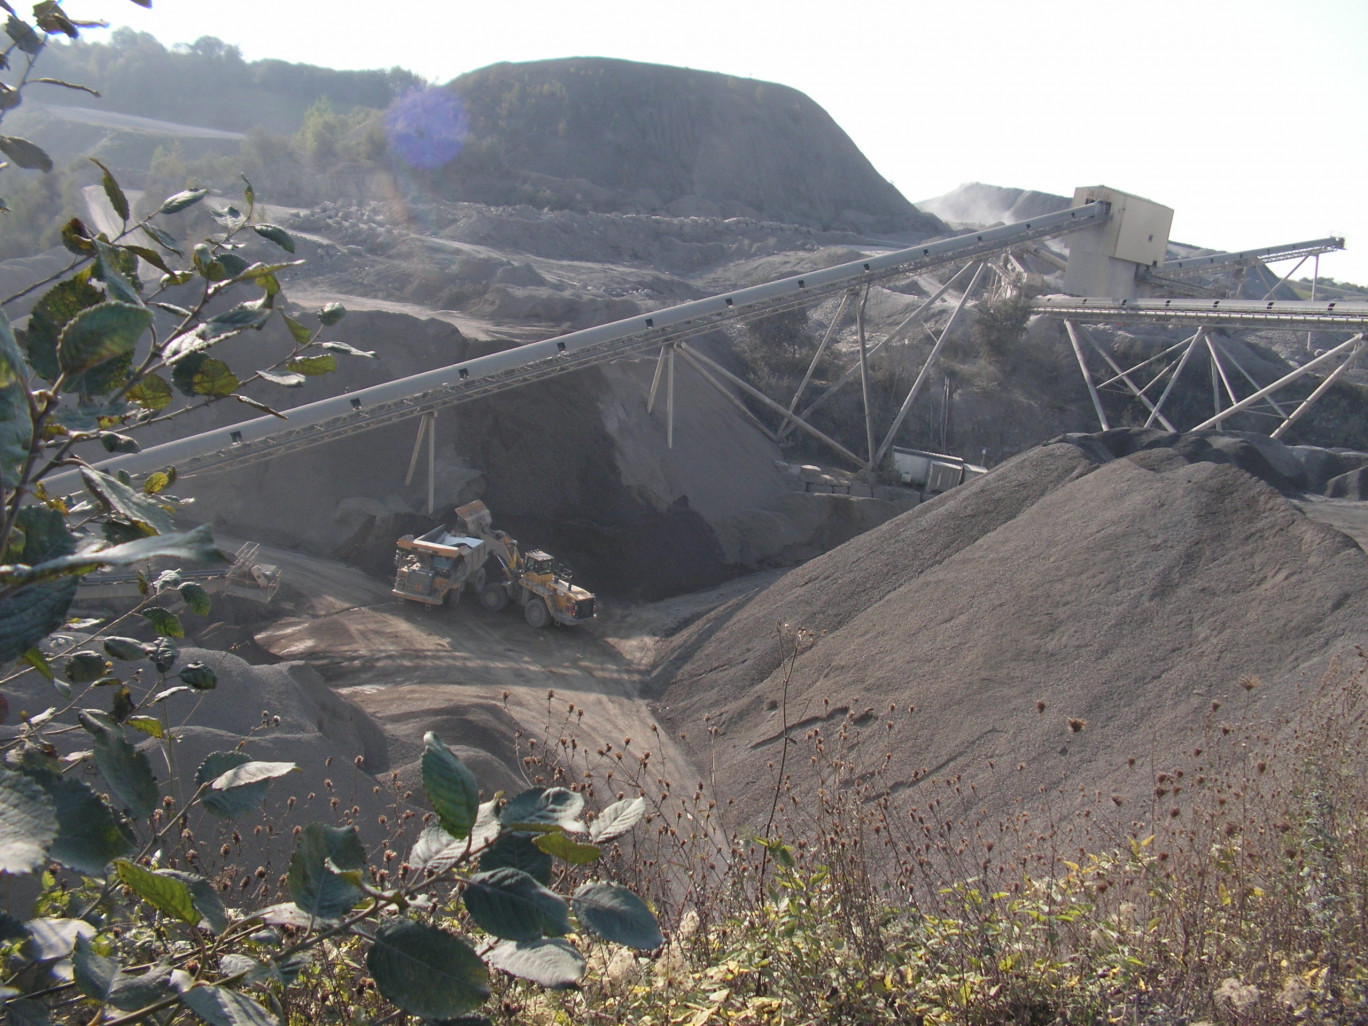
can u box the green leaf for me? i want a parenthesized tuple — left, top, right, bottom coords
(139, 606, 184, 639)
(25, 917, 94, 961)
(286, 354, 334, 376)
(0, 578, 76, 666)
(20, 648, 51, 681)
(10, 525, 221, 587)
(100, 431, 141, 454)
(23, 275, 102, 382)
(143, 471, 172, 495)
(410, 797, 501, 874)
(479, 832, 552, 886)
(252, 223, 295, 253)
(206, 302, 272, 336)
(287, 823, 366, 919)
(210, 760, 298, 791)
(158, 188, 208, 215)
(463, 867, 571, 941)
(590, 796, 646, 843)
(80, 467, 171, 535)
(80, 711, 159, 818)
(0, 311, 32, 479)
(571, 882, 663, 950)
(126, 372, 173, 411)
(178, 582, 211, 615)
(422, 732, 479, 841)
(90, 159, 129, 222)
(57, 301, 151, 378)
(484, 938, 586, 989)
(317, 302, 345, 326)
(176, 661, 215, 689)
(162, 869, 229, 934)
(257, 369, 305, 387)
(0, 768, 58, 873)
(125, 715, 163, 739)
(108, 964, 174, 1012)
(147, 637, 178, 673)
(110, 684, 135, 723)
(191, 357, 239, 397)
(500, 787, 586, 833)
(0, 135, 51, 171)
(4, 15, 42, 54)
(282, 315, 311, 346)
(62, 650, 107, 685)
(533, 831, 600, 865)
(319, 340, 376, 359)
(366, 919, 490, 1019)
(44, 773, 134, 874)
(32, 2, 77, 38)
(72, 934, 119, 1002)
(102, 637, 148, 661)
(0, 507, 77, 664)
(94, 239, 142, 306)
(196, 752, 265, 817)
(211, 206, 247, 232)
(115, 860, 197, 925)
(122, 244, 173, 276)
(139, 223, 181, 256)
(182, 984, 277, 1026)
(216, 252, 250, 278)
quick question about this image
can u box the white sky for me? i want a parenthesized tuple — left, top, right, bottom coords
(78, 0, 1368, 285)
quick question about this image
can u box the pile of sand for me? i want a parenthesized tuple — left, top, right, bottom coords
(650, 430, 1368, 851)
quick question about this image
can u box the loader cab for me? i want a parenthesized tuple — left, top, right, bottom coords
(523, 551, 555, 578)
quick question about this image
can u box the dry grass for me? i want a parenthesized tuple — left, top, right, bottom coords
(487, 645, 1368, 1026)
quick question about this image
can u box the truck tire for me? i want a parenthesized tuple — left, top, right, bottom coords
(468, 566, 487, 594)
(479, 583, 510, 613)
(524, 597, 552, 629)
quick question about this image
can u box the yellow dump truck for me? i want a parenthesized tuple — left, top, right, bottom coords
(393, 501, 595, 628)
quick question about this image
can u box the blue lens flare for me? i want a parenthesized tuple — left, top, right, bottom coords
(385, 87, 469, 170)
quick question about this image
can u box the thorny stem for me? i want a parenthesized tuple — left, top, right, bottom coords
(757, 624, 799, 894)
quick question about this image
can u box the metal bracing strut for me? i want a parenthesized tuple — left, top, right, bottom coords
(779, 290, 851, 440)
(1063, 320, 1109, 430)
(779, 261, 977, 442)
(1271, 337, 1365, 440)
(1145, 330, 1204, 429)
(1077, 323, 1177, 432)
(873, 262, 989, 469)
(1189, 334, 1365, 432)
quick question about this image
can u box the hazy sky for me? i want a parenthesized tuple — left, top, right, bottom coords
(81, 0, 1368, 285)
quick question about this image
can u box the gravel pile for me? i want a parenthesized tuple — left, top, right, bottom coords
(651, 430, 1368, 852)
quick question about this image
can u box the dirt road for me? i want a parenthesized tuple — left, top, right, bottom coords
(248, 544, 767, 803)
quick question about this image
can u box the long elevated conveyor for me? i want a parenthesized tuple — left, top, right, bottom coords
(42, 202, 1111, 491)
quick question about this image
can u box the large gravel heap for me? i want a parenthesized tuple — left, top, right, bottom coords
(651, 430, 1368, 847)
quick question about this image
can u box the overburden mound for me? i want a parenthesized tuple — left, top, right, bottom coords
(435, 58, 943, 233)
(652, 430, 1368, 850)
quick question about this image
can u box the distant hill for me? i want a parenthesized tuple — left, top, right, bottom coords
(432, 58, 943, 234)
(917, 182, 1073, 226)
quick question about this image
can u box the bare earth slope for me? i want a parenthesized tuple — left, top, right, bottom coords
(439, 58, 944, 234)
(652, 433, 1368, 851)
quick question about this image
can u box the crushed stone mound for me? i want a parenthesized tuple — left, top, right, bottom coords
(650, 431, 1368, 855)
(438, 58, 944, 235)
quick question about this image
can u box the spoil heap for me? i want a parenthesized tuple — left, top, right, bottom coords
(651, 431, 1368, 852)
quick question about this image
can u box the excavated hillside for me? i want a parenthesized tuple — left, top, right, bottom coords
(650, 430, 1368, 858)
(433, 58, 943, 234)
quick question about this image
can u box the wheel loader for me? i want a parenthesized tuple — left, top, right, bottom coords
(392, 500, 595, 628)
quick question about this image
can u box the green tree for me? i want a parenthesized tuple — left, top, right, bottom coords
(0, 8, 662, 1023)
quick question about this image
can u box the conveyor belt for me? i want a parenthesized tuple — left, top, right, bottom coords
(42, 201, 1110, 492)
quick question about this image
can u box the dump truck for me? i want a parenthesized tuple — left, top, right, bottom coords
(392, 500, 595, 628)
